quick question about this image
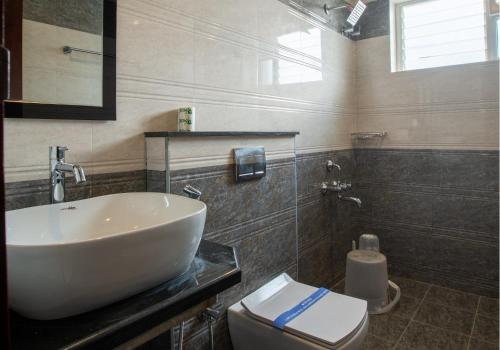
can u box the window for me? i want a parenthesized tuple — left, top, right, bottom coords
(392, 0, 499, 71)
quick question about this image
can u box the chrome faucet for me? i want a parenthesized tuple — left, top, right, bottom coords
(338, 194, 362, 208)
(50, 146, 86, 203)
(323, 159, 361, 208)
(183, 185, 202, 200)
(322, 159, 352, 194)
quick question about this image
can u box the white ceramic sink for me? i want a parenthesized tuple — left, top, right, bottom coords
(6, 192, 206, 320)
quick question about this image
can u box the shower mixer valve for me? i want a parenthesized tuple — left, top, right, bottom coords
(321, 160, 362, 208)
(322, 159, 351, 194)
(321, 180, 351, 194)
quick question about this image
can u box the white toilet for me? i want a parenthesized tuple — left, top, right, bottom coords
(228, 274, 369, 350)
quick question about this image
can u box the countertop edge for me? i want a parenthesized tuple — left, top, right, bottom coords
(69, 268, 242, 350)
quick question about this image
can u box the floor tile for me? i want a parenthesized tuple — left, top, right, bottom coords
(398, 321, 469, 350)
(391, 276, 431, 300)
(360, 334, 393, 350)
(471, 315, 499, 344)
(391, 295, 421, 320)
(423, 285, 479, 312)
(368, 314, 410, 346)
(478, 297, 499, 320)
(414, 302, 475, 334)
(468, 338, 499, 350)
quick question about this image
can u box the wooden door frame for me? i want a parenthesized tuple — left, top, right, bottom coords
(1, 0, 10, 348)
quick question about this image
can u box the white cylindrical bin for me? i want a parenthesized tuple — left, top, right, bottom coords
(344, 249, 400, 314)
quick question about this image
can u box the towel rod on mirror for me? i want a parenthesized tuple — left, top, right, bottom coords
(62, 46, 102, 56)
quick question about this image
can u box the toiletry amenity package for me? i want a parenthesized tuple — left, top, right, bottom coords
(178, 107, 196, 131)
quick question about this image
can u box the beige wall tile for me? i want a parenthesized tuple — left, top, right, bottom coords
(356, 35, 499, 150)
(7, 1, 497, 183)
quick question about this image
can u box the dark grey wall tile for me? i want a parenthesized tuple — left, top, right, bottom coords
(334, 149, 355, 179)
(205, 208, 296, 246)
(171, 160, 296, 234)
(351, 218, 499, 296)
(298, 196, 332, 251)
(146, 170, 166, 193)
(352, 149, 499, 296)
(393, 192, 433, 226)
(296, 150, 357, 285)
(5, 170, 146, 211)
(5, 178, 52, 210)
(233, 219, 297, 295)
(89, 170, 146, 197)
(24, 0, 103, 35)
(298, 236, 335, 288)
(440, 152, 499, 191)
(357, 189, 433, 226)
(332, 224, 354, 281)
(431, 195, 465, 230)
(334, 199, 359, 281)
(463, 198, 499, 234)
(296, 152, 334, 197)
(167, 157, 300, 350)
(354, 149, 441, 186)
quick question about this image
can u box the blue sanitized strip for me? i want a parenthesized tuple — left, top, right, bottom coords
(273, 287, 329, 329)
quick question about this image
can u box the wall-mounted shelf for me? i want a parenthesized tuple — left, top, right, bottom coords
(351, 132, 387, 140)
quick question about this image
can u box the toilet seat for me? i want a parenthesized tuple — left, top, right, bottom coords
(240, 274, 368, 349)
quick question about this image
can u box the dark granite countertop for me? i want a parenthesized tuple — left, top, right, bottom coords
(144, 131, 300, 137)
(10, 240, 241, 350)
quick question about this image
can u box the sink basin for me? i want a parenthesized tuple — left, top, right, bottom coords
(6, 192, 207, 320)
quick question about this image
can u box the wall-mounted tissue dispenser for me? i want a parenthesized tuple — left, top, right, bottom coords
(234, 147, 266, 182)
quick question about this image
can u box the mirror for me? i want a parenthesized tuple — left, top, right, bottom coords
(2, 0, 116, 120)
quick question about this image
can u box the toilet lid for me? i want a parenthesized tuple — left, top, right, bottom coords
(241, 273, 367, 348)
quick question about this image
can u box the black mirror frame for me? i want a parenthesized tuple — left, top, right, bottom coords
(3, 0, 116, 121)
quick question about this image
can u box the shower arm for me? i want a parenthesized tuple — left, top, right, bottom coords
(323, 1, 352, 14)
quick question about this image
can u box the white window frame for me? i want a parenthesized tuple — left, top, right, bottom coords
(391, 0, 499, 72)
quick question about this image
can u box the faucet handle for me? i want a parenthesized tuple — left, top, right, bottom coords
(50, 146, 69, 160)
(57, 146, 68, 159)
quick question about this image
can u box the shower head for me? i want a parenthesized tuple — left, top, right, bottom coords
(346, 1, 366, 26)
(323, 1, 368, 26)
